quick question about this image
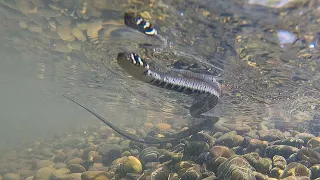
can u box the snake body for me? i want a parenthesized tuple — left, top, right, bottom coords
(122, 12, 222, 120)
(117, 52, 221, 120)
(64, 12, 221, 144)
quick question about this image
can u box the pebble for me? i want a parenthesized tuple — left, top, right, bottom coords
(2, 173, 19, 180)
(35, 167, 56, 180)
(307, 137, 320, 149)
(68, 164, 86, 173)
(67, 158, 84, 165)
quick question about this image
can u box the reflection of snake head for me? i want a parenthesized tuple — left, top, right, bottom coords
(117, 52, 152, 81)
(124, 12, 157, 36)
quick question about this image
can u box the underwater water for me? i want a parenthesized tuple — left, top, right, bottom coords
(0, 0, 319, 179)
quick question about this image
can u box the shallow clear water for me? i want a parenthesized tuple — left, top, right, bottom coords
(0, 0, 319, 178)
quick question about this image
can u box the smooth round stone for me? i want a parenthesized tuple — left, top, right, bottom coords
(295, 133, 315, 142)
(25, 176, 34, 180)
(39, 148, 55, 157)
(258, 129, 285, 141)
(142, 153, 158, 163)
(2, 173, 20, 180)
(215, 131, 244, 147)
(67, 158, 83, 165)
(280, 162, 311, 178)
(53, 152, 66, 162)
(54, 173, 82, 180)
(154, 123, 172, 131)
(223, 123, 252, 134)
(264, 145, 298, 159)
(121, 151, 131, 157)
(113, 156, 142, 174)
(307, 137, 320, 149)
(269, 167, 283, 179)
(273, 155, 287, 169)
(296, 148, 320, 165)
(246, 139, 267, 152)
(81, 171, 105, 180)
(217, 156, 255, 180)
(145, 162, 161, 169)
(35, 167, 56, 180)
(37, 160, 54, 168)
(53, 163, 67, 169)
(243, 153, 272, 174)
(210, 146, 235, 159)
(130, 149, 140, 156)
(149, 166, 170, 179)
(68, 164, 86, 173)
(18, 169, 33, 179)
(180, 167, 202, 180)
(175, 161, 195, 172)
(310, 164, 320, 179)
(50, 168, 71, 179)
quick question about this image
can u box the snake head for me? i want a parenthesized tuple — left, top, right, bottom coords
(124, 12, 157, 36)
(117, 52, 151, 81)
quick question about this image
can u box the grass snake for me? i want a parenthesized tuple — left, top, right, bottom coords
(64, 12, 221, 144)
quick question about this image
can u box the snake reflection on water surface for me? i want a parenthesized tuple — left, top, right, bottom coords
(65, 12, 222, 144)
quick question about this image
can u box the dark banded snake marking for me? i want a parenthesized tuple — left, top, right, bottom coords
(117, 52, 222, 120)
(121, 12, 222, 120)
(64, 12, 222, 144)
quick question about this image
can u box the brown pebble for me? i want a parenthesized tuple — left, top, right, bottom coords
(155, 123, 171, 131)
(53, 152, 66, 162)
(307, 137, 320, 149)
(35, 167, 55, 180)
(143, 122, 153, 130)
(50, 168, 71, 179)
(2, 173, 19, 180)
(37, 160, 54, 168)
(25, 176, 34, 180)
(210, 146, 235, 159)
(68, 164, 86, 173)
(81, 171, 105, 180)
(54, 173, 82, 180)
(18, 169, 33, 179)
(67, 157, 83, 165)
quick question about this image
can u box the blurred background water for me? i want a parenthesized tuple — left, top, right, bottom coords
(0, 0, 319, 178)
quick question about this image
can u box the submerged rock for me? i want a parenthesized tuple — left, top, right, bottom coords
(296, 148, 320, 166)
(139, 147, 160, 165)
(280, 162, 311, 178)
(2, 173, 20, 180)
(295, 133, 315, 143)
(99, 144, 122, 166)
(35, 167, 55, 180)
(113, 156, 142, 175)
(217, 156, 256, 180)
(215, 131, 244, 148)
(310, 164, 320, 179)
(273, 155, 287, 169)
(150, 166, 170, 180)
(243, 152, 272, 174)
(273, 138, 305, 149)
(67, 164, 86, 173)
(307, 137, 320, 149)
(265, 145, 298, 159)
(210, 146, 235, 159)
(81, 171, 106, 180)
